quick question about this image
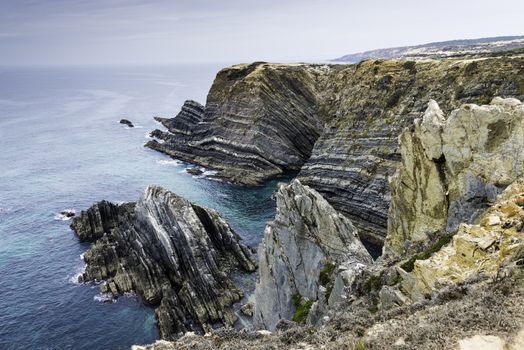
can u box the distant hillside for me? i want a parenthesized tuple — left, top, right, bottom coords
(333, 35, 524, 63)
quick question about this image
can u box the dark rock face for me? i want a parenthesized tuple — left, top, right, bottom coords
(146, 63, 338, 185)
(70, 200, 134, 242)
(71, 186, 256, 339)
(146, 56, 524, 251)
(154, 100, 204, 135)
(120, 119, 134, 127)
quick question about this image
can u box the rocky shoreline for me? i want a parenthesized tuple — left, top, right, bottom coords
(133, 97, 524, 350)
(72, 52, 524, 349)
(146, 56, 524, 253)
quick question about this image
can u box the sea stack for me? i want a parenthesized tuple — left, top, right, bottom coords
(71, 185, 256, 339)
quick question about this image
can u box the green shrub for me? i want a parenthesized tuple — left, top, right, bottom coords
(388, 272, 403, 286)
(349, 340, 368, 350)
(401, 234, 453, 272)
(319, 261, 336, 287)
(403, 60, 417, 74)
(367, 304, 379, 314)
(464, 61, 478, 76)
(319, 261, 336, 302)
(362, 272, 383, 293)
(291, 293, 313, 323)
(386, 90, 403, 107)
(351, 341, 368, 350)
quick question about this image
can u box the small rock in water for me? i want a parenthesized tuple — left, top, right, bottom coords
(186, 167, 203, 176)
(120, 119, 134, 127)
(61, 210, 75, 218)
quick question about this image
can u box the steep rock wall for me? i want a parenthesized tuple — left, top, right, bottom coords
(298, 57, 524, 251)
(253, 180, 372, 330)
(146, 63, 339, 185)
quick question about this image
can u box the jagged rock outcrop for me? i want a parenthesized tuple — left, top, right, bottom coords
(71, 200, 134, 242)
(384, 97, 524, 258)
(153, 100, 204, 136)
(71, 186, 256, 339)
(146, 63, 338, 185)
(120, 119, 134, 127)
(402, 178, 524, 302)
(147, 56, 524, 253)
(253, 179, 372, 330)
(134, 242, 524, 349)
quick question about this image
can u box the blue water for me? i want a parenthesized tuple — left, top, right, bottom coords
(0, 65, 284, 350)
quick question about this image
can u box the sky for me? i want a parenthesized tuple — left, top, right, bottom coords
(0, 0, 523, 66)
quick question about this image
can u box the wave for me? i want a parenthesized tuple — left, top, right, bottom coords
(202, 170, 218, 176)
(69, 252, 87, 284)
(54, 209, 76, 221)
(157, 159, 182, 167)
(94, 292, 115, 303)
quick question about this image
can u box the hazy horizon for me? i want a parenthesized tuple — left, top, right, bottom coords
(1, 0, 523, 66)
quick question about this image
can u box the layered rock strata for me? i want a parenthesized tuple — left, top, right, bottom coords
(384, 97, 524, 258)
(146, 63, 338, 185)
(133, 98, 524, 349)
(253, 179, 372, 330)
(71, 186, 256, 339)
(147, 57, 524, 252)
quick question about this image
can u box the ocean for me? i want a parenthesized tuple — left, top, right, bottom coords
(0, 64, 284, 349)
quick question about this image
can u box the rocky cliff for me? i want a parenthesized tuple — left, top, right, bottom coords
(253, 179, 372, 330)
(147, 56, 524, 252)
(384, 97, 524, 258)
(71, 186, 256, 339)
(298, 57, 524, 252)
(146, 63, 339, 185)
(135, 98, 524, 350)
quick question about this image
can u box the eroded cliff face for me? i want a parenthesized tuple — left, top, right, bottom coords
(71, 186, 256, 339)
(298, 58, 524, 251)
(134, 98, 524, 349)
(384, 97, 524, 258)
(253, 179, 372, 330)
(146, 63, 339, 185)
(147, 56, 524, 251)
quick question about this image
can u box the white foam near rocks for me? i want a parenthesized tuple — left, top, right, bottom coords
(54, 209, 76, 221)
(69, 253, 87, 284)
(94, 292, 115, 303)
(157, 159, 182, 167)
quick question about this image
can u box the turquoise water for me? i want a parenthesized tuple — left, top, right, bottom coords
(0, 65, 284, 349)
